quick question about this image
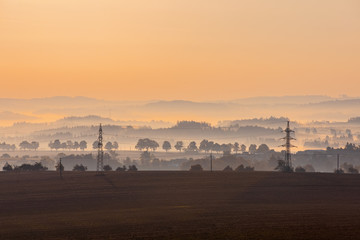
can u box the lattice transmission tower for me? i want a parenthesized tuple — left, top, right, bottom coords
(96, 123, 104, 174)
(280, 121, 296, 169)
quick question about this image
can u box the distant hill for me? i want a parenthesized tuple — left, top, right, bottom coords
(305, 99, 360, 108)
(219, 117, 290, 128)
(1, 95, 360, 126)
(0, 111, 37, 121)
(144, 100, 236, 111)
(231, 95, 334, 105)
(55, 115, 116, 126)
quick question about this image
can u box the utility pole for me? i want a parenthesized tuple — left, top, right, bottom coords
(96, 123, 104, 174)
(59, 158, 62, 178)
(337, 154, 340, 173)
(210, 153, 213, 172)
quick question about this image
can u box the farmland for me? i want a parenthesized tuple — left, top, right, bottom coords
(1, 171, 360, 239)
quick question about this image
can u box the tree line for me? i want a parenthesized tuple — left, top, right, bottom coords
(49, 140, 88, 151)
(3, 162, 137, 172)
(0, 138, 271, 154)
(48, 140, 119, 151)
(0, 141, 39, 151)
(135, 138, 271, 154)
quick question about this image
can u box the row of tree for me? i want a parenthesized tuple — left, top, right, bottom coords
(92, 141, 119, 151)
(0, 142, 16, 151)
(49, 140, 88, 151)
(69, 164, 137, 172)
(19, 141, 39, 150)
(135, 138, 271, 154)
(0, 141, 39, 151)
(2, 162, 138, 172)
(189, 164, 254, 172)
(2, 162, 48, 171)
(48, 140, 119, 151)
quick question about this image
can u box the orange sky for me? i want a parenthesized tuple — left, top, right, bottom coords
(1, 0, 359, 101)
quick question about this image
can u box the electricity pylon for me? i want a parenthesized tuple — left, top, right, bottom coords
(96, 123, 104, 174)
(280, 121, 296, 170)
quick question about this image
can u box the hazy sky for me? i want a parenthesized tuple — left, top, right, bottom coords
(1, 0, 359, 101)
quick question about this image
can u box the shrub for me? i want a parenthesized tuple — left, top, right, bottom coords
(2, 162, 13, 171)
(275, 160, 293, 173)
(103, 165, 112, 171)
(235, 164, 254, 172)
(13, 162, 48, 171)
(1, 153, 11, 159)
(72, 164, 87, 171)
(116, 166, 127, 171)
(223, 165, 233, 171)
(295, 166, 306, 172)
(334, 169, 344, 174)
(304, 164, 315, 172)
(348, 166, 359, 174)
(128, 165, 138, 171)
(189, 164, 203, 171)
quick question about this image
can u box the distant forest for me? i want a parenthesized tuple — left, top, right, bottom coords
(1, 116, 360, 153)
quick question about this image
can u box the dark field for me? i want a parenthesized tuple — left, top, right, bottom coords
(1, 171, 360, 239)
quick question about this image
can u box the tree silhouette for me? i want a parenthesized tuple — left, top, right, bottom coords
(235, 164, 254, 172)
(31, 141, 39, 151)
(53, 140, 61, 151)
(149, 140, 159, 151)
(295, 166, 306, 172)
(240, 144, 246, 153)
(186, 141, 198, 152)
(128, 165, 138, 171)
(105, 142, 113, 151)
(135, 138, 159, 152)
(212, 143, 221, 153)
(73, 141, 80, 151)
(162, 141, 171, 152)
(79, 140, 87, 151)
(2, 162, 13, 171)
(233, 142, 239, 154)
(257, 144, 270, 153)
(174, 141, 184, 152)
(140, 151, 151, 165)
(19, 141, 39, 151)
(19, 141, 30, 150)
(14, 162, 48, 171)
(66, 141, 73, 151)
(249, 144, 257, 154)
(113, 141, 119, 150)
(207, 141, 214, 152)
(73, 164, 87, 171)
(0, 142, 16, 151)
(199, 139, 209, 152)
(275, 160, 293, 172)
(135, 139, 146, 151)
(1, 153, 11, 158)
(103, 165, 112, 171)
(223, 165, 233, 171)
(92, 141, 99, 150)
(221, 143, 233, 153)
(189, 164, 203, 171)
(61, 142, 67, 150)
(116, 166, 127, 171)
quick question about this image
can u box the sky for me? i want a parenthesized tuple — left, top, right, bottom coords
(1, 0, 360, 101)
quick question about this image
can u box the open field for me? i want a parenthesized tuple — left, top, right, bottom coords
(1, 171, 360, 239)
